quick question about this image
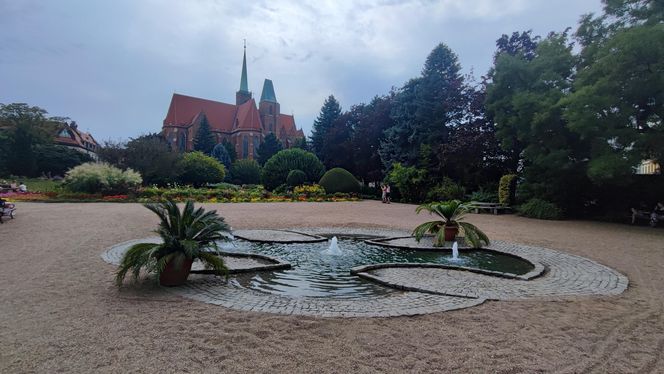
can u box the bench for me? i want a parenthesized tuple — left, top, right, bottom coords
(0, 205, 16, 224)
(467, 201, 512, 215)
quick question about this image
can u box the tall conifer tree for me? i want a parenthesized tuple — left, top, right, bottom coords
(310, 95, 342, 159)
(193, 114, 216, 154)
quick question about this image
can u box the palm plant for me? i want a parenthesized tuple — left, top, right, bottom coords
(412, 200, 490, 248)
(116, 200, 232, 287)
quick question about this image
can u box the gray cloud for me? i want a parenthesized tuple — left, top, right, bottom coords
(0, 0, 603, 141)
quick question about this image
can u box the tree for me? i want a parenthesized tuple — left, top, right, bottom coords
(256, 133, 282, 166)
(221, 139, 237, 163)
(309, 95, 342, 159)
(486, 32, 589, 210)
(193, 114, 216, 154)
(380, 43, 467, 182)
(35, 144, 93, 176)
(124, 134, 182, 185)
(565, 1, 664, 184)
(97, 140, 127, 167)
(0, 103, 55, 177)
(261, 148, 325, 190)
(320, 110, 354, 171)
(291, 137, 308, 150)
(350, 94, 395, 182)
(176, 152, 225, 187)
(211, 143, 232, 171)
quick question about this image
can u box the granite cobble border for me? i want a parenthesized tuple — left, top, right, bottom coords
(102, 228, 628, 317)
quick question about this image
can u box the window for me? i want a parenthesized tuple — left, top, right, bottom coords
(253, 136, 260, 158)
(242, 136, 249, 158)
(178, 132, 187, 152)
(269, 106, 273, 114)
(59, 129, 72, 138)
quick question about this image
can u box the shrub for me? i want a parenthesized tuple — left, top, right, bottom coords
(293, 184, 326, 197)
(230, 159, 261, 185)
(386, 163, 428, 203)
(469, 187, 498, 203)
(518, 198, 563, 220)
(177, 152, 225, 187)
(211, 143, 232, 171)
(319, 167, 360, 194)
(425, 177, 465, 202)
(499, 174, 518, 206)
(64, 162, 142, 195)
(286, 169, 307, 187)
(261, 149, 325, 191)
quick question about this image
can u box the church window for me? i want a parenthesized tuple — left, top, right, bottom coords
(242, 136, 249, 158)
(178, 132, 187, 152)
(269, 106, 273, 114)
(253, 136, 260, 158)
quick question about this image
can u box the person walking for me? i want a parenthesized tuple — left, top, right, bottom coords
(385, 184, 391, 204)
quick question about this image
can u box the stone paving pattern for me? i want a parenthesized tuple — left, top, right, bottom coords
(363, 240, 628, 300)
(102, 229, 628, 317)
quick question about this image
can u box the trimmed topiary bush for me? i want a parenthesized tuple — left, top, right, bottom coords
(64, 162, 142, 195)
(499, 174, 518, 206)
(518, 198, 563, 220)
(262, 149, 325, 191)
(230, 159, 261, 185)
(177, 151, 225, 187)
(319, 167, 360, 194)
(286, 169, 306, 187)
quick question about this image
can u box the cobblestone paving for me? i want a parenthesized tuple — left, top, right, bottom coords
(102, 230, 628, 317)
(233, 229, 326, 243)
(360, 241, 628, 300)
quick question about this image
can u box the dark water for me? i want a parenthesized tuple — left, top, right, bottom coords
(220, 238, 533, 299)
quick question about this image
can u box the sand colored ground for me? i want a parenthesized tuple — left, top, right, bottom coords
(1, 201, 663, 373)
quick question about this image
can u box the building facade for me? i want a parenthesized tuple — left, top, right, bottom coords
(162, 47, 304, 160)
(54, 121, 99, 159)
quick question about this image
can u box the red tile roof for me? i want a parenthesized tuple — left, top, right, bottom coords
(234, 99, 262, 131)
(164, 93, 236, 132)
(278, 114, 297, 136)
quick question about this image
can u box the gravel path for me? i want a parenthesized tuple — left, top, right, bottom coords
(1, 201, 663, 373)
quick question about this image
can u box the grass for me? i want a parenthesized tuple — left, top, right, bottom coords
(0, 178, 63, 193)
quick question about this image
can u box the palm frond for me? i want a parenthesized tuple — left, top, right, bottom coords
(197, 251, 228, 278)
(458, 221, 490, 248)
(115, 242, 161, 286)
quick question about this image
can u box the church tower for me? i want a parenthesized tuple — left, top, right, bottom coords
(235, 42, 252, 105)
(259, 79, 280, 134)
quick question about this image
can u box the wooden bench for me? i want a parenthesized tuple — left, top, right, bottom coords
(467, 201, 512, 215)
(0, 205, 16, 223)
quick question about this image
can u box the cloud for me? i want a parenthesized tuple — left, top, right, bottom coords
(0, 0, 603, 140)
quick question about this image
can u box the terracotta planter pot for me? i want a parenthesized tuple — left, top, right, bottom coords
(444, 225, 459, 242)
(159, 257, 194, 286)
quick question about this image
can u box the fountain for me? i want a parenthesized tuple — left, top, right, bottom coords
(322, 236, 343, 255)
(451, 241, 460, 261)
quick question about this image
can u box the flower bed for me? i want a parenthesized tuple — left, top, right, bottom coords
(1, 185, 360, 203)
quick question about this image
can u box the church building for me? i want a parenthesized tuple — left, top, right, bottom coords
(161, 46, 304, 159)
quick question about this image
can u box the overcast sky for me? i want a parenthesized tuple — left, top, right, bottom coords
(0, 0, 604, 142)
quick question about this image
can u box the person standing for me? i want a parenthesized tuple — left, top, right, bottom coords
(385, 184, 391, 204)
(380, 184, 387, 203)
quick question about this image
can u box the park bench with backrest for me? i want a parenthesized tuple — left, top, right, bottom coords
(467, 201, 512, 215)
(0, 203, 16, 224)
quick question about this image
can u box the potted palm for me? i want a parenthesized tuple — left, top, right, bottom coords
(115, 200, 232, 287)
(412, 200, 489, 248)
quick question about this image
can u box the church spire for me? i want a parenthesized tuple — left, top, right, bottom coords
(239, 40, 249, 93)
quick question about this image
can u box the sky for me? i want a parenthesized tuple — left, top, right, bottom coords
(0, 0, 604, 142)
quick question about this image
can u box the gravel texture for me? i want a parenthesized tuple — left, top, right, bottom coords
(1, 201, 663, 373)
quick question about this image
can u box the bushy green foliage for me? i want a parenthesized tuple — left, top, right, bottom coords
(261, 149, 325, 191)
(124, 134, 181, 186)
(115, 200, 231, 287)
(386, 163, 428, 203)
(318, 167, 360, 194)
(35, 144, 93, 176)
(257, 133, 282, 166)
(64, 162, 142, 195)
(498, 174, 517, 205)
(310, 95, 342, 159)
(518, 198, 563, 220)
(286, 169, 306, 187)
(211, 143, 232, 171)
(192, 115, 216, 154)
(230, 159, 261, 185)
(425, 177, 465, 202)
(177, 152, 225, 187)
(412, 200, 490, 248)
(470, 187, 498, 203)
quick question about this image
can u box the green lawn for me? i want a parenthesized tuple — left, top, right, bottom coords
(1, 178, 63, 193)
